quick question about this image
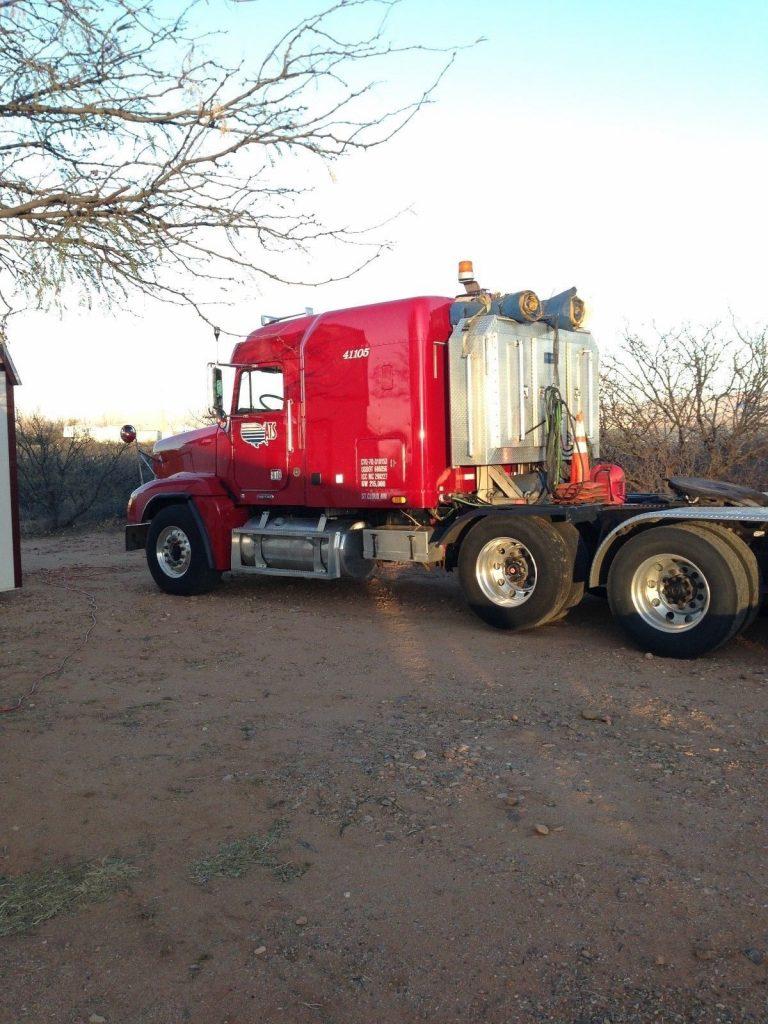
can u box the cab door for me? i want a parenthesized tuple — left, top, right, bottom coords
(230, 364, 289, 500)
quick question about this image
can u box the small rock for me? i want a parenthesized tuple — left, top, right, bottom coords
(505, 794, 521, 807)
(581, 709, 611, 723)
(413, 749, 427, 761)
(693, 943, 717, 961)
(655, 955, 667, 966)
(254, 946, 267, 956)
(743, 947, 765, 965)
(644, 652, 654, 660)
(344, 891, 351, 898)
(534, 823, 550, 836)
(89, 1016, 106, 1024)
(295, 916, 308, 927)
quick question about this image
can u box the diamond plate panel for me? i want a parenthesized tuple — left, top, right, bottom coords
(449, 317, 600, 467)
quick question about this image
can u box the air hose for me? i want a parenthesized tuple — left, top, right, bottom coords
(543, 386, 564, 488)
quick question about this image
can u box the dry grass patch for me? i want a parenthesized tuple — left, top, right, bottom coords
(0, 858, 137, 937)
(190, 821, 309, 885)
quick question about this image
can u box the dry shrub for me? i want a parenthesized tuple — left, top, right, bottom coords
(600, 323, 768, 492)
(16, 413, 137, 532)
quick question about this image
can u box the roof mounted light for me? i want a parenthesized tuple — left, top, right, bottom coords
(458, 260, 481, 295)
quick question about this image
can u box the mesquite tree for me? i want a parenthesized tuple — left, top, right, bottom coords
(600, 323, 768, 491)
(15, 413, 136, 530)
(0, 0, 454, 325)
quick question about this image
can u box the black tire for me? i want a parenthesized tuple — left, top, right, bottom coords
(546, 521, 588, 623)
(146, 503, 222, 596)
(607, 524, 750, 658)
(676, 522, 761, 632)
(458, 516, 572, 630)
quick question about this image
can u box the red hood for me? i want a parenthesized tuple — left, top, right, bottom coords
(153, 425, 219, 477)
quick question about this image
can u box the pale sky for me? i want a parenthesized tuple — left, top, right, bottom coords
(10, 0, 768, 429)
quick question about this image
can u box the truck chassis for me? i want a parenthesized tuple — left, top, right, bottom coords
(128, 493, 767, 659)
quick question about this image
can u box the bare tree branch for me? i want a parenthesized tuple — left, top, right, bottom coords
(0, 0, 465, 328)
(601, 322, 768, 491)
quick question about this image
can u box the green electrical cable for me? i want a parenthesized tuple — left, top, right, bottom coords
(543, 385, 566, 490)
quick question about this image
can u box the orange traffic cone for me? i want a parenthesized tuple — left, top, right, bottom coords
(569, 412, 590, 484)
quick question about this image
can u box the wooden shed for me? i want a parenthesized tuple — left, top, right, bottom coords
(0, 341, 21, 591)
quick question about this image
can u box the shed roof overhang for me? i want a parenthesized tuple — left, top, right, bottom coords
(0, 341, 20, 386)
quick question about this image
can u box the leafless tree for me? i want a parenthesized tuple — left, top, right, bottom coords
(0, 0, 457, 325)
(600, 323, 768, 491)
(15, 413, 137, 530)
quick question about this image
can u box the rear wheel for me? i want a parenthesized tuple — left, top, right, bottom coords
(458, 516, 572, 630)
(607, 525, 749, 658)
(146, 504, 222, 596)
(676, 522, 761, 632)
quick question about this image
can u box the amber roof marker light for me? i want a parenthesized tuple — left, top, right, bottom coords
(458, 260, 481, 296)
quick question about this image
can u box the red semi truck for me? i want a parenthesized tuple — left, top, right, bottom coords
(125, 264, 767, 658)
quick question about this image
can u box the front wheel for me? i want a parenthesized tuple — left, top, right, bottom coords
(146, 504, 222, 596)
(458, 516, 572, 630)
(607, 525, 749, 658)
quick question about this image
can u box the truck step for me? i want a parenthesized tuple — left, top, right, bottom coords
(362, 526, 443, 564)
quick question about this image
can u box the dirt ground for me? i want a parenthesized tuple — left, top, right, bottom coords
(1, 528, 767, 1024)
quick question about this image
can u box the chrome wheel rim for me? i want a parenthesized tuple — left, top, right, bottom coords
(630, 553, 710, 633)
(475, 536, 537, 607)
(156, 526, 192, 579)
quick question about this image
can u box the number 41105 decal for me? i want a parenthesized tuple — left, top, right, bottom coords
(342, 347, 370, 360)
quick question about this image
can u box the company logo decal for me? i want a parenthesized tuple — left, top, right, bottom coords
(241, 421, 277, 448)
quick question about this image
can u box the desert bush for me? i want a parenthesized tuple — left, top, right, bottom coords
(15, 414, 138, 533)
(600, 323, 768, 492)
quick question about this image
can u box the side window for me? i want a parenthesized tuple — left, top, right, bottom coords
(236, 367, 284, 413)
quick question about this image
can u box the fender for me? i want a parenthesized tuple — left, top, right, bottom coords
(431, 503, 600, 548)
(588, 505, 768, 588)
(127, 472, 230, 523)
(126, 474, 248, 571)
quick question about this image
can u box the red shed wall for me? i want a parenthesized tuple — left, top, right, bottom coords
(0, 353, 21, 590)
